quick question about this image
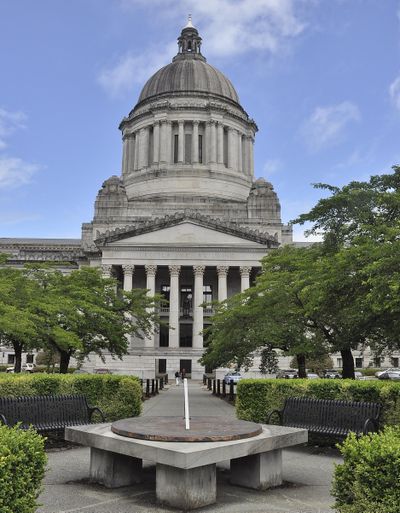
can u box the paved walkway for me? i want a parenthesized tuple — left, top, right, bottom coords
(38, 381, 340, 513)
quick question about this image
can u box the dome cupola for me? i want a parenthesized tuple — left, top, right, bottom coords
(175, 15, 204, 60)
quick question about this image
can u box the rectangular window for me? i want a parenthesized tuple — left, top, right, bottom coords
(185, 134, 192, 164)
(180, 359, 192, 375)
(355, 357, 363, 368)
(159, 325, 169, 347)
(158, 358, 167, 374)
(198, 134, 203, 163)
(174, 134, 179, 163)
(181, 286, 192, 317)
(203, 285, 212, 303)
(374, 357, 382, 368)
(391, 357, 399, 367)
(160, 285, 170, 302)
(336, 358, 342, 368)
(223, 129, 228, 166)
(148, 127, 154, 166)
(7, 354, 15, 365)
(179, 324, 192, 347)
(26, 354, 34, 364)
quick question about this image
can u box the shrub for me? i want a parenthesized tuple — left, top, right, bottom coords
(0, 374, 142, 421)
(236, 379, 400, 428)
(0, 424, 47, 513)
(332, 426, 400, 513)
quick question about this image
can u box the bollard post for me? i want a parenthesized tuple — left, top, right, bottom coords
(151, 379, 155, 395)
(222, 380, 226, 397)
(212, 379, 216, 395)
(165, 374, 168, 385)
(160, 377, 164, 390)
(229, 382, 234, 401)
(146, 379, 150, 398)
(155, 379, 159, 394)
(217, 379, 221, 396)
(207, 378, 212, 390)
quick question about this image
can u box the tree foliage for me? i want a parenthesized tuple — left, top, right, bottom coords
(202, 167, 400, 378)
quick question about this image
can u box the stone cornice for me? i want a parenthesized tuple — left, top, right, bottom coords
(95, 211, 277, 247)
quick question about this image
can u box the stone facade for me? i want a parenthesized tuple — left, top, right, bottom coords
(0, 19, 294, 378)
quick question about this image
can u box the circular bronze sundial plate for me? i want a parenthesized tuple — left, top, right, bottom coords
(111, 416, 262, 442)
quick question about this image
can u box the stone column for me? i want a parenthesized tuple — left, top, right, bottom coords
(242, 135, 248, 175)
(227, 128, 235, 170)
(137, 129, 144, 169)
(122, 136, 128, 176)
(204, 121, 211, 164)
(217, 266, 229, 301)
(193, 265, 205, 349)
(178, 121, 184, 163)
(153, 121, 160, 164)
(165, 121, 172, 164)
(168, 265, 181, 348)
(144, 264, 157, 348)
(134, 132, 139, 171)
(249, 136, 254, 177)
(101, 264, 112, 278)
(237, 132, 243, 174)
(240, 266, 251, 292)
(159, 120, 167, 163)
(217, 122, 224, 164)
(192, 121, 199, 164)
(122, 265, 134, 292)
(143, 127, 149, 168)
(209, 121, 217, 163)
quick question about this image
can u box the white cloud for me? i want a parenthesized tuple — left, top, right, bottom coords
(0, 108, 26, 149)
(389, 75, 400, 111)
(301, 101, 360, 151)
(101, 0, 309, 96)
(0, 157, 39, 189)
(262, 158, 282, 176)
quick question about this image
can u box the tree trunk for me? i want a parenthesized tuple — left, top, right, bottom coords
(296, 353, 307, 378)
(59, 350, 71, 374)
(341, 348, 355, 379)
(12, 341, 23, 373)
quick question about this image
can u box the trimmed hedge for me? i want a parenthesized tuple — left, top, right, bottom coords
(0, 374, 142, 421)
(236, 379, 400, 428)
(332, 426, 400, 513)
(0, 424, 47, 513)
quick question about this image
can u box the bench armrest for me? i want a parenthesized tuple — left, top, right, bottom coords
(0, 413, 8, 426)
(88, 407, 106, 423)
(363, 417, 379, 434)
(265, 409, 283, 424)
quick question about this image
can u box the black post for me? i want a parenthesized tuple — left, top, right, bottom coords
(151, 379, 155, 395)
(222, 381, 226, 397)
(207, 378, 212, 390)
(229, 382, 235, 401)
(217, 379, 221, 396)
(155, 379, 159, 394)
(212, 379, 216, 395)
(146, 379, 150, 398)
(160, 377, 164, 390)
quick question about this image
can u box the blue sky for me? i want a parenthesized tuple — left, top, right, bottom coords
(0, 0, 399, 241)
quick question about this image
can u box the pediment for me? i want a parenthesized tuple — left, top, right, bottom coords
(107, 221, 264, 247)
(95, 212, 277, 248)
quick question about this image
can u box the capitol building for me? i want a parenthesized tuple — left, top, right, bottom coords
(0, 19, 294, 379)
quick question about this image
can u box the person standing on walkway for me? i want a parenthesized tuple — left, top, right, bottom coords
(175, 371, 180, 386)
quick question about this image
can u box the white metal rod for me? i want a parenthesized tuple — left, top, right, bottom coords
(183, 378, 190, 430)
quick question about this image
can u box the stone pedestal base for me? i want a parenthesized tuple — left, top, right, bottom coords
(156, 463, 217, 509)
(90, 447, 142, 488)
(230, 449, 282, 490)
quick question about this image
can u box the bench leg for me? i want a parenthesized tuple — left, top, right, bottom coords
(230, 449, 283, 490)
(89, 447, 142, 488)
(156, 463, 216, 509)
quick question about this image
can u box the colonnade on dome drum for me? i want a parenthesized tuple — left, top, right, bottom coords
(121, 118, 254, 178)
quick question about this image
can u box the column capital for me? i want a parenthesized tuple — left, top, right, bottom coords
(122, 264, 135, 276)
(240, 266, 252, 276)
(193, 265, 205, 276)
(153, 119, 160, 127)
(178, 120, 184, 126)
(207, 119, 216, 125)
(169, 264, 181, 276)
(160, 118, 169, 125)
(145, 264, 157, 276)
(217, 265, 229, 276)
(193, 120, 199, 126)
(101, 264, 113, 276)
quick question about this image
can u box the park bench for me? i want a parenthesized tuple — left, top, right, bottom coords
(0, 394, 105, 432)
(266, 397, 381, 438)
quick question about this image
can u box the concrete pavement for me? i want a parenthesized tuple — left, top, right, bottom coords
(38, 381, 341, 513)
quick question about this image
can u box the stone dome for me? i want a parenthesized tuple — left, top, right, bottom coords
(137, 18, 239, 105)
(138, 58, 239, 104)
